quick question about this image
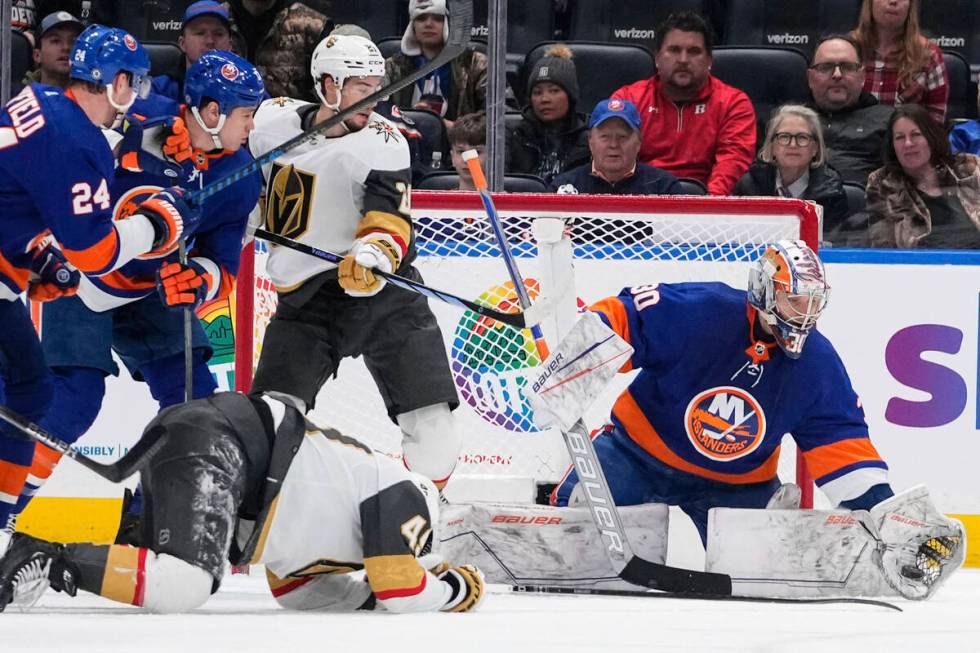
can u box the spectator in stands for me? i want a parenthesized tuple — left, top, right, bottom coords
(448, 112, 487, 191)
(385, 0, 487, 125)
(11, 0, 38, 45)
(950, 86, 980, 155)
(549, 99, 682, 195)
(225, 0, 332, 101)
(807, 34, 894, 186)
(867, 104, 980, 248)
(851, 0, 948, 123)
(506, 45, 589, 185)
(149, 1, 233, 103)
(734, 105, 849, 238)
(21, 11, 83, 88)
(611, 12, 755, 196)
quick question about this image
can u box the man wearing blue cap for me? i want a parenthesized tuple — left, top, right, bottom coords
(549, 98, 682, 195)
(150, 1, 234, 103)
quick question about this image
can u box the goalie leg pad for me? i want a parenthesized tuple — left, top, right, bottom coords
(706, 507, 893, 598)
(869, 485, 965, 600)
(439, 501, 668, 589)
(140, 553, 214, 614)
(398, 403, 461, 488)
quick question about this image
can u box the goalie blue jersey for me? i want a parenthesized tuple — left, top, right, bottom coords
(0, 84, 121, 300)
(80, 109, 262, 311)
(589, 281, 888, 506)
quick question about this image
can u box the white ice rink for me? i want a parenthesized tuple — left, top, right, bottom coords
(1, 569, 979, 653)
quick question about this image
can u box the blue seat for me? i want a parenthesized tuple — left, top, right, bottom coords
(943, 51, 976, 122)
(710, 47, 811, 146)
(143, 41, 184, 79)
(676, 177, 708, 195)
(521, 41, 655, 113)
(722, 0, 862, 58)
(919, 0, 980, 76)
(400, 107, 448, 170)
(468, 0, 556, 56)
(418, 172, 548, 192)
(567, 0, 721, 49)
(329, 0, 408, 41)
(7, 30, 31, 90)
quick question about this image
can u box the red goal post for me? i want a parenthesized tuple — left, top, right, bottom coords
(235, 191, 822, 505)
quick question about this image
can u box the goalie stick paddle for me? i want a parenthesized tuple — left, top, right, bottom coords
(508, 585, 902, 611)
(254, 228, 547, 329)
(184, 0, 474, 207)
(0, 406, 167, 483)
(464, 164, 736, 596)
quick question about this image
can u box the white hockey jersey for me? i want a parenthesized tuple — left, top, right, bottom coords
(251, 408, 452, 613)
(248, 97, 412, 292)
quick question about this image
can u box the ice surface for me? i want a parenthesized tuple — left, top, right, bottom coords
(1, 569, 978, 653)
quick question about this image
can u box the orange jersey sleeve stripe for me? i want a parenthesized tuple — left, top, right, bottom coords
(613, 390, 781, 484)
(94, 270, 156, 292)
(62, 228, 120, 274)
(802, 437, 885, 481)
(589, 298, 633, 373)
(0, 250, 30, 291)
(28, 443, 62, 481)
(0, 460, 30, 497)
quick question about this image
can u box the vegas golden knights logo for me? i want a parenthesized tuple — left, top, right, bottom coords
(265, 162, 316, 239)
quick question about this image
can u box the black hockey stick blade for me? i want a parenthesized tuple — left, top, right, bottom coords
(511, 584, 903, 611)
(619, 555, 733, 595)
(254, 228, 539, 329)
(185, 0, 474, 207)
(0, 406, 167, 483)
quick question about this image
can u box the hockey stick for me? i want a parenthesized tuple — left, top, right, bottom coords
(465, 156, 734, 596)
(179, 241, 193, 402)
(508, 584, 902, 611)
(254, 228, 551, 329)
(0, 406, 167, 483)
(183, 0, 474, 207)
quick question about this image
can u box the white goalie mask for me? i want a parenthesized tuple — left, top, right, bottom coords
(747, 239, 830, 359)
(408, 472, 441, 557)
(310, 34, 386, 112)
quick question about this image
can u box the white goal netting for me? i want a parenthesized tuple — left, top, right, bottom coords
(240, 191, 820, 500)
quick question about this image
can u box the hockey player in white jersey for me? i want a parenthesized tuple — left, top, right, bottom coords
(247, 34, 461, 489)
(0, 392, 484, 614)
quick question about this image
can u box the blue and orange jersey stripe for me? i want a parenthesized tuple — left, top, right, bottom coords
(802, 437, 887, 485)
(62, 228, 120, 275)
(589, 297, 633, 372)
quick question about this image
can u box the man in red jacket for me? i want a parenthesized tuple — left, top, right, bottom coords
(611, 12, 755, 195)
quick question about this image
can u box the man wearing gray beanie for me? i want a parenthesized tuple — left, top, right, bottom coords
(506, 45, 590, 184)
(384, 0, 487, 124)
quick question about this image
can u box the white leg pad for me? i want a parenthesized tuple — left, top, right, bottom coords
(272, 572, 374, 612)
(140, 553, 214, 614)
(397, 403, 461, 484)
(439, 502, 668, 589)
(705, 507, 895, 598)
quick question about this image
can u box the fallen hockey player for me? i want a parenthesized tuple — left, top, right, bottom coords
(0, 392, 483, 614)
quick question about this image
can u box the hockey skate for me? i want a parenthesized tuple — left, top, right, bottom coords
(0, 533, 78, 612)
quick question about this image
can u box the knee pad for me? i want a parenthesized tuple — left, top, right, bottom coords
(140, 553, 214, 613)
(397, 403, 461, 487)
(39, 367, 106, 444)
(142, 350, 217, 409)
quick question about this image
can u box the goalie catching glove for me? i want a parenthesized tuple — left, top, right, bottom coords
(157, 260, 213, 309)
(28, 244, 80, 302)
(136, 187, 202, 258)
(338, 235, 401, 297)
(438, 564, 485, 613)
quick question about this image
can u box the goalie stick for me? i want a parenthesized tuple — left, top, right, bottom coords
(183, 0, 474, 207)
(464, 155, 736, 596)
(254, 228, 551, 329)
(507, 585, 902, 611)
(0, 406, 168, 483)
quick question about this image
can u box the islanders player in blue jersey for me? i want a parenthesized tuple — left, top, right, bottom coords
(551, 240, 895, 542)
(3, 51, 265, 529)
(0, 25, 200, 540)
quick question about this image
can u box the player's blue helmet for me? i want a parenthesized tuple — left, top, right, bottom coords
(747, 240, 830, 359)
(69, 24, 151, 98)
(184, 50, 265, 115)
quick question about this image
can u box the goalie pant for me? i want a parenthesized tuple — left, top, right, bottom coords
(14, 392, 465, 614)
(552, 282, 895, 544)
(0, 85, 159, 528)
(11, 107, 264, 520)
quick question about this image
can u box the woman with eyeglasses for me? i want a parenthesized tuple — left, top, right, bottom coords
(851, 0, 948, 123)
(734, 105, 848, 235)
(867, 104, 980, 248)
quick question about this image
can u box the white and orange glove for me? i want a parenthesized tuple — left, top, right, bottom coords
(338, 235, 401, 297)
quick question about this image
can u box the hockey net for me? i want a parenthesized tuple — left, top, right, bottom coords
(235, 192, 821, 504)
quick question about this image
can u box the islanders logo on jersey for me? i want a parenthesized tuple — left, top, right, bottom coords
(113, 184, 178, 259)
(684, 386, 766, 462)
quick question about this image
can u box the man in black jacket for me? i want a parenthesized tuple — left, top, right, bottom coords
(806, 34, 893, 186)
(549, 98, 681, 195)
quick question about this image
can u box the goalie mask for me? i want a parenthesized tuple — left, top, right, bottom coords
(748, 240, 829, 359)
(310, 34, 385, 113)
